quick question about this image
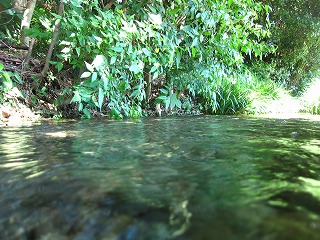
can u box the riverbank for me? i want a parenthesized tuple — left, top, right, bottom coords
(0, 103, 41, 126)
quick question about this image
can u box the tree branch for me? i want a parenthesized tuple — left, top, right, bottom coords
(41, 0, 64, 77)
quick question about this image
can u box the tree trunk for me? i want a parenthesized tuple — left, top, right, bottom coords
(21, 0, 37, 46)
(22, 37, 35, 70)
(144, 69, 152, 105)
(41, 0, 64, 77)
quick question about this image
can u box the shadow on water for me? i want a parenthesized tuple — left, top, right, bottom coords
(1, 115, 320, 239)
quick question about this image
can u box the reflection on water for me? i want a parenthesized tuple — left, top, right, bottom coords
(1, 115, 320, 239)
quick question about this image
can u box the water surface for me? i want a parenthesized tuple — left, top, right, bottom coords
(1, 115, 320, 239)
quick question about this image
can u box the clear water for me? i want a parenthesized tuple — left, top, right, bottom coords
(1, 115, 320, 240)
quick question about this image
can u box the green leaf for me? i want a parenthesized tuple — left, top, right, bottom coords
(153, 71, 159, 80)
(169, 8, 180, 15)
(130, 89, 140, 98)
(150, 65, 157, 73)
(71, 90, 81, 103)
(98, 87, 104, 110)
(83, 108, 92, 119)
(111, 46, 123, 53)
(13, 72, 22, 84)
(76, 102, 82, 112)
(78, 36, 85, 47)
(3, 78, 13, 89)
(56, 62, 63, 72)
(160, 88, 168, 95)
(165, 97, 170, 110)
(2, 72, 10, 82)
(110, 56, 116, 65)
(176, 50, 181, 68)
(91, 72, 98, 82)
(191, 47, 197, 58)
(142, 48, 151, 56)
(75, 48, 80, 56)
(51, 13, 62, 19)
(157, 95, 167, 101)
(102, 75, 109, 91)
(0, 63, 3, 71)
(170, 93, 178, 109)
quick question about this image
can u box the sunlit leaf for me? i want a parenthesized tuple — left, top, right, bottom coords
(78, 102, 83, 111)
(111, 46, 123, 53)
(149, 13, 162, 25)
(71, 90, 81, 103)
(61, 47, 70, 53)
(142, 48, 151, 56)
(85, 61, 94, 72)
(91, 72, 98, 82)
(110, 56, 116, 65)
(80, 71, 91, 78)
(92, 55, 105, 68)
(98, 87, 104, 110)
(129, 63, 141, 74)
(150, 65, 157, 73)
(102, 75, 109, 91)
(153, 71, 159, 80)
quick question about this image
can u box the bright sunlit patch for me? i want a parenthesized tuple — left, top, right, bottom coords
(301, 140, 320, 155)
(148, 13, 162, 25)
(303, 78, 320, 103)
(300, 78, 320, 114)
(257, 113, 320, 120)
(299, 177, 320, 197)
(45, 132, 71, 137)
(1, 161, 37, 168)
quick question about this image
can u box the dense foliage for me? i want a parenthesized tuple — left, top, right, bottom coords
(0, 0, 319, 118)
(260, 0, 320, 94)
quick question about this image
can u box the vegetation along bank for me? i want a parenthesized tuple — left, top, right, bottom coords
(0, 0, 319, 124)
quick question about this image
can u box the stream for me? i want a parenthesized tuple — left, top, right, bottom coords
(1, 115, 320, 239)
